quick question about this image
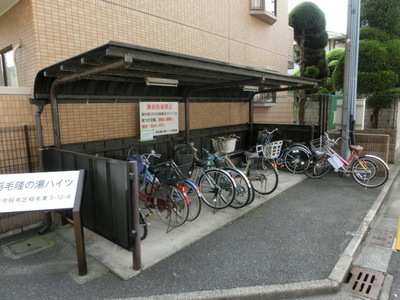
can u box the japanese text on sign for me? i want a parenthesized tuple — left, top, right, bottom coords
(139, 102, 179, 140)
(0, 171, 83, 213)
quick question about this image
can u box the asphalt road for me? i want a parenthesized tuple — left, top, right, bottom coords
(1, 169, 388, 300)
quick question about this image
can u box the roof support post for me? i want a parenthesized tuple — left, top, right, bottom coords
(49, 55, 133, 148)
(184, 96, 190, 143)
(248, 93, 255, 144)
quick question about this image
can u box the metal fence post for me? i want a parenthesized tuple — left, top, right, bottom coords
(130, 161, 142, 271)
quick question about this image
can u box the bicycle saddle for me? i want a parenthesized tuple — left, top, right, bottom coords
(148, 161, 170, 175)
(244, 151, 258, 159)
(282, 139, 293, 147)
(349, 144, 363, 153)
(193, 157, 210, 168)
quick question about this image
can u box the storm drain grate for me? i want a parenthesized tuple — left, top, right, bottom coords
(345, 267, 385, 299)
(365, 229, 395, 248)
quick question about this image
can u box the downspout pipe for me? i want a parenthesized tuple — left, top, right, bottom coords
(49, 54, 133, 148)
(34, 102, 53, 235)
(12, 39, 22, 86)
(34, 103, 45, 171)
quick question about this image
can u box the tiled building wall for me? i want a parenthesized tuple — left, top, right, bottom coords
(0, 1, 36, 88)
(253, 96, 295, 124)
(1, 0, 292, 144)
(25, 0, 291, 81)
(0, 94, 35, 127)
(39, 101, 249, 145)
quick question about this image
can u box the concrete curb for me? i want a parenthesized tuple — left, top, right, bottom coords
(116, 279, 339, 300)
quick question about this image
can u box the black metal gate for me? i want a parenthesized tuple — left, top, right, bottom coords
(42, 148, 134, 250)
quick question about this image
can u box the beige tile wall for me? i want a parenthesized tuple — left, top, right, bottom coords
(38, 101, 250, 145)
(1, 0, 293, 144)
(0, 94, 35, 127)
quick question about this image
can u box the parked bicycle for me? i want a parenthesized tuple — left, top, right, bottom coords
(129, 151, 191, 231)
(173, 145, 203, 221)
(204, 137, 254, 208)
(304, 132, 389, 188)
(210, 134, 279, 197)
(182, 143, 237, 210)
(258, 128, 311, 173)
(243, 140, 279, 196)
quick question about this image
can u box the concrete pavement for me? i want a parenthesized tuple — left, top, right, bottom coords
(1, 164, 399, 299)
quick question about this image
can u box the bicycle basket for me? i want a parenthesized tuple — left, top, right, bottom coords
(129, 154, 144, 174)
(310, 136, 329, 156)
(211, 137, 237, 154)
(173, 144, 195, 177)
(263, 140, 283, 159)
(156, 162, 188, 185)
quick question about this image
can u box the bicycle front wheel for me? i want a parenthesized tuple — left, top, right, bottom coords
(304, 155, 331, 179)
(138, 209, 148, 240)
(351, 156, 389, 188)
(199, 168, 236, 209)
(181, 179, 202, 221)
(247, 157, 278, 195)
(223, 166, 253, 208)
(283, 147, 310, 173)
(154, 185, 189, 227)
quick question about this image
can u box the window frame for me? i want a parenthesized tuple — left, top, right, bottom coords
(253, 92, 277, 106)
(249, 0, 277, 25)
(0, 46, 17, 87)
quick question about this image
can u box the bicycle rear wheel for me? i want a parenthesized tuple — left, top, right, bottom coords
(199, 168, 236, 209)
(223, 166, 253, 208)
(283, 146, 310, 173)
(351, 156, 389, 188)
(304, 155, 331, 178)
(154, 185, 189, 227)
(247, 157, 278, 195)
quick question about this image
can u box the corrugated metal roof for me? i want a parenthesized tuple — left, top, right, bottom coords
(32, 41, 318, 104)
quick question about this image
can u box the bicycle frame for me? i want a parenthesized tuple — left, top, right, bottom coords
(131, 152, 191, 213)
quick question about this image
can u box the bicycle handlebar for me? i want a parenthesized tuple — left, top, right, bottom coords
(324, 132, 349, 146)
(189, 142, 199, 154)
(141, 150, 161, 166)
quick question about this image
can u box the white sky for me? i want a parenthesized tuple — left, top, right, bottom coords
(288, 0, 348, 34)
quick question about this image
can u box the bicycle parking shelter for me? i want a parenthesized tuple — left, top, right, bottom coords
(31, 41, 318, 252)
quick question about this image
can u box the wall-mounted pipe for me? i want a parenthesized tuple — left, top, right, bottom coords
(12, 39, 22, 86)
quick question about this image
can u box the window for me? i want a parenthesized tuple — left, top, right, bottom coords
(249, 0, 277, 24)
(0, 48, 17, 87)
(253, 92, 277, 106)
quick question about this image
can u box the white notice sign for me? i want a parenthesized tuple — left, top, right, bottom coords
(0, 170, 84, 213)
(139, 102, 179, 140)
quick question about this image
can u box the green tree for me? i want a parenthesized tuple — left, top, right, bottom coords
(325, 48, 345, 93)
(359, 27, 390, 42)
(360, 0, 400, 38)
(289, 1, 328, 124)
(333, 40, 399, 128)
(332, 0, 400, 128)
